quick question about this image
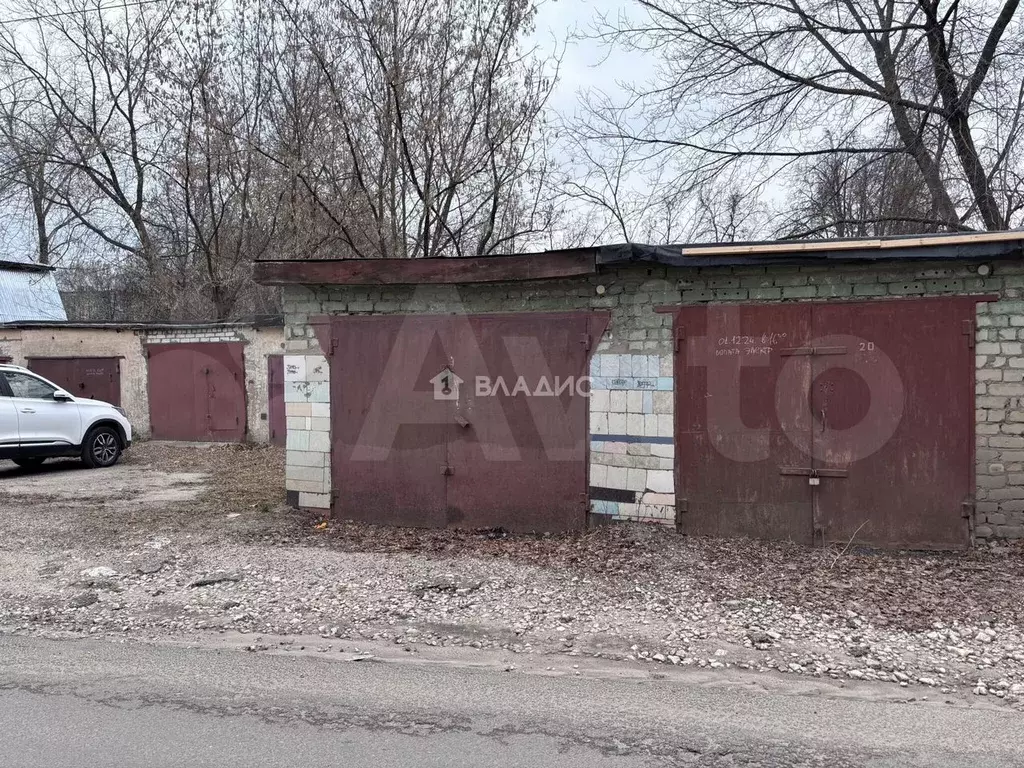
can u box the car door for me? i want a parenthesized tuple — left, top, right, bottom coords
(0, 370, 82, 448)
(0, 377, 19, 459)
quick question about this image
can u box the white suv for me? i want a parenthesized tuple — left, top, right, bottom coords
(0, 363, 132, 469)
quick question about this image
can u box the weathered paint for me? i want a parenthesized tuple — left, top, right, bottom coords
(27, 357, 121, 406)
(674, 297, 977, 550)
(811, 298, 977, 549)
(2, 327, 147, 431)
(674, 304, 815, 544)
(326, 312, 606, 532)
(267, 355, 286, 446)
(146, 342, 247, 442)
(447, 312, 608, 531)
(0, 324, 284, 441)
(276, 258, 1024, 545)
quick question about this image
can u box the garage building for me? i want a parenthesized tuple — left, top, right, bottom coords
(0, 322, 285, 443)
(256, 231, 1024, 549)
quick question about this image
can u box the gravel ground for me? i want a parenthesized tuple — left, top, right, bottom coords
(2, 443, 1024, 707)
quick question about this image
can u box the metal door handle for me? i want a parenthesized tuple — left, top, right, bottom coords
(20, 408, 35, 414)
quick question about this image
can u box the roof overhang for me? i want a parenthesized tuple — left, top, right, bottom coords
(600, 230, 1024, 267)
(0, 259, 54, 273)
(254, 231, 1024, 287)
(254, 250, 597, 286)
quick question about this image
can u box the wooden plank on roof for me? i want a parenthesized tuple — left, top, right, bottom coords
(253, 252, 597, 286)
(678, 230, 1024, 259)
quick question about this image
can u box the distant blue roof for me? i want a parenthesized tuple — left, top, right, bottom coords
(0, 261, 67, 323)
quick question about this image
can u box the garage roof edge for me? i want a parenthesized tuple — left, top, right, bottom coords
(253, 231, 1024, 286)
(0, 317, 284, 331)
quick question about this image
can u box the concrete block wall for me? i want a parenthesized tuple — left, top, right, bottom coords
(283, 353, 332, 508)
(280, 259, 1024, 542)
(0, 326, 150, 433)
(588, 353, 676, 523)
(143, 328, 245, 344)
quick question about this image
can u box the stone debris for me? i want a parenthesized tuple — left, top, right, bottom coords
(189, 572, 242, 588)
(67, 591, 98, 608)
(137, 557, 166, 575)
(79, 566, 117, 579)
(3, 519, 1024, 707)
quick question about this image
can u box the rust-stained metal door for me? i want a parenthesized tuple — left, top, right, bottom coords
(267, 355, 286, 446)
(674, 297, 977, 550)
(327, 312, 607, 532)
(674, 304, 815, 543)
(809, 298, 976, 549)
(146, 342, 247, 442)
(27, 357, 121, 405)
(329, 316, 451, 528)
(445, 313, 609, 532)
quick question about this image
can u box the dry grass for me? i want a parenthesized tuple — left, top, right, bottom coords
(127, 441, 286, 514)
(12, 441, 1024, 633)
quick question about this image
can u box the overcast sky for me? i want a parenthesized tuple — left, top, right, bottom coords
(531, 0, 649, 117)
(0, 0, 656, 262)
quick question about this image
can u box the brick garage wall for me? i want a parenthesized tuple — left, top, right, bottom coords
(0, 327, 149, 433)
(1, 324, 284, 442)
(282, 259, 1024, 542)
(281, 276, 679, 516)
(141, 325, 285, 442)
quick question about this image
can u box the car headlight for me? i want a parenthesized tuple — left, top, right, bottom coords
(114, 407, 127, 417)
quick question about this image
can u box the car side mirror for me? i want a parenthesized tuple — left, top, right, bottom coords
(53, 391, 73, 402)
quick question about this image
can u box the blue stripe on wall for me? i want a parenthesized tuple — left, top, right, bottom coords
(591, 434, 674, 445)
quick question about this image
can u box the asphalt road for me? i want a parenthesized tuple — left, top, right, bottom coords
(1, 635, 1022, 767)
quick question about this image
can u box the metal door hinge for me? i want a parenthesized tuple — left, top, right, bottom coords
(674, 326, 685, 353)
(330, 338, 339, 357)
(961, 498, 976, 518)
(674, 499, 688, 531)
(580, 333, 592, 352)
(962, 320, 975, 348)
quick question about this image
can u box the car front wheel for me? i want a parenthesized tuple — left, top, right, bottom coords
(82, 426, 122, 469)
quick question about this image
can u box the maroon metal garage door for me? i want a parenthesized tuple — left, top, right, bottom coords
(27, 357, 121, 405)
(327, 312, 608, 532)
(267, 355, 286, 446)
(674, 297, 978, 550)
(146, 343, 247, 442)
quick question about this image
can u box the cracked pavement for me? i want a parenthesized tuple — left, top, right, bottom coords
(2, 633, 1022, 767)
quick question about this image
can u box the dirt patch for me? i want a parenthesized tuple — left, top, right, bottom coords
(2, 442, 1024, 704)
(0, 442, 290, 550)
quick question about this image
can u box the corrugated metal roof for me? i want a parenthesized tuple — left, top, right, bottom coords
(0, 267, 68, 323)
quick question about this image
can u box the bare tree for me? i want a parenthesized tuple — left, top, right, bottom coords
(2, 0, 562, 322)
(154, 0, 280, 319)
(0, 75, 80, 264)
(0, 0, 176, 270)
(584, 0, 1024, 233)
(266, 0, 561, 259)
(782, 141, 940, 238)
